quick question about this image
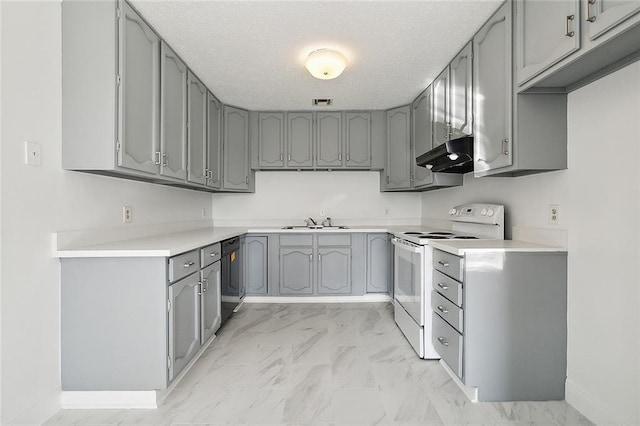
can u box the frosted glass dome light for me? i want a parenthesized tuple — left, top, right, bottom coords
(304, 49, 348, 80)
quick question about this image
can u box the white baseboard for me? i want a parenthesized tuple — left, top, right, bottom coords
(565, 379, 628, 425)
(244, 294, 392, 304)
(439, 360, 479, 402)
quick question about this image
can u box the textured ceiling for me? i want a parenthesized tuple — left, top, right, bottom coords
(131, 0, 503, 110)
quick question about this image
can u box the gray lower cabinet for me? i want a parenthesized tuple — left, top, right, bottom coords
(384, 105, 412, 190)
(366, 234, 390, 293)
(160, 41, 188, 182)
(187, 71, 208, 186)
(223, 106, 253, 191)
(245, 236, 268, 295)
(316, 112, 342, 167)
(206, 92, 222, 189)
(201, 261, 221, 343)
(279, 247, 314, 294)
(344, 112, 372, 168)
(317, 247, 352, 294)
(168, 272, 201, 381)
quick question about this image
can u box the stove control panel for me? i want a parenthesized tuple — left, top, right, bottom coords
(448, 203, 504, 225)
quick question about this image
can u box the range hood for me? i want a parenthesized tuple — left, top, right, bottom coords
(416, 136, 474, 173)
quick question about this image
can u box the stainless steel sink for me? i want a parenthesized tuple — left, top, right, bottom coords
(281, 225, 349, 230)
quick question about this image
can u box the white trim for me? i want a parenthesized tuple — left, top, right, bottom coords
(244, 294, 391, 304)
(565, 379, 627, 425)
(440, 360, 479, 402)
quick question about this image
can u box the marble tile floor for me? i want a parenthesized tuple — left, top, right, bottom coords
(45, 303, 593, 426)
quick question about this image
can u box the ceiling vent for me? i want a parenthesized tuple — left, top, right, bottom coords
(312, 98, 333, 107)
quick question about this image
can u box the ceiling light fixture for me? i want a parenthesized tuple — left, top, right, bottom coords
(305, 49, 348, 80)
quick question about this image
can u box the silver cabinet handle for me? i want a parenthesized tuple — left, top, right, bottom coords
(437, 337, 449, 346)
(288, 153, 291, 161)
(155, 151, 161, 165)
(197, 281, 203, 296)
(245, 176, 249, 184)
(280, 153, 283, 161)
(437, 306, 448, 314)
(210, 252, 219, 257)
(438, 260, 449, 267)
(437, 283, 449, 290)
(202, 278, 208, 292)
(183, 261, 195, 268)
(502, 139, 509, 155)
(309, 254, 313, 262)
(386, 175, 390, 184)
(565, 14, 575, 37)
(346, 153, 350, 161)
(338, 153, 342, 161)
(162, 153, 168, 166)
(586, 0, 596, 22)
(318, 253, 322, 262)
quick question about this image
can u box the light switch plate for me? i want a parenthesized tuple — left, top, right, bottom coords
(25, 141, 41, 166)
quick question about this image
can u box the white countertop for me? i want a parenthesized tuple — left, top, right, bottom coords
(429, 239, 567, 256)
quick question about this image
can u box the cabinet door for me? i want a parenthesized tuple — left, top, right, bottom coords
(366, 234, 389, 293)
(449, 42, 473, 139)
(279, 248, 314, 294)
(168, 273, 201, 381)
(159, 41, 187, 181)
(246, 236, 268, 295)
(584, 0, 640, 41)
(317, 247, 352, 294)
(516, 0, 581, 86)
(473, 2, 513, 175)
(201, 261, 221, 344)
(258, 112, 285, 168)
(223, 106, 250, 190)
(344, 112, 371, 168)
(411, 87, 434, 188)
(316, 112, 343, 167)
(117, 2, 160, 176)
(386, 105, 411, 189)
(206, 92, 222, 189)
(187, 71, 207, 185)
(432, 67, 449, 147)
(287, 112, 313, 168)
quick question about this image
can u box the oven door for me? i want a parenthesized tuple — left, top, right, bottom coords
(392, 237, 425, 326)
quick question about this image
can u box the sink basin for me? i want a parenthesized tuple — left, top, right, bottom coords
(281, 225, 349, 230)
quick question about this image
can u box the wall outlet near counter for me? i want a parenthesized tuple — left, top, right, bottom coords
(549, 204, 560, 225)
(123, 206, 133, 223)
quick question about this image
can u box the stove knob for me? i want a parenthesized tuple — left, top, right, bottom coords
(480, 208, 488, 216)
(449, 208, 457, 215)
(487, 208, 495, 217)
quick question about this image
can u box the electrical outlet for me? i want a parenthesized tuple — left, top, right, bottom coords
(385, 208, 390, 216)
(549, 204, 560, 225)
(123, 206, 133, 223)
(25, 141, 42, 166)
(320, 209, 326, 216)
(201, 208, 207, 219)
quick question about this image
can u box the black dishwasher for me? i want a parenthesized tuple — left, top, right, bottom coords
(220, 237, 244, 325)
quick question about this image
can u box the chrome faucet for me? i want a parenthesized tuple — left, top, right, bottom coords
(305, 217, 317, 227)
(322, 217, 332, 227)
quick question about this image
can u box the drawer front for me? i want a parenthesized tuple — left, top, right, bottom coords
(431, 291, 463, 333)
(317, 234, 351, 246)
(433, 249, 463, 281)
(169, 250, 200, 283)
(433, 270, 463, 307)
(280, 234, 313, 246)
(200, 242, 221, 267)
(432, 312, 463, 379)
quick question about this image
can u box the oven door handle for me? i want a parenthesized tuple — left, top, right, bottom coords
(391, 237, 422, 253)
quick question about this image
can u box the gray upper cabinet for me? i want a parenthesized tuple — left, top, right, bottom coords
(385, 105, 412, 190)
(159, 41, 187, 181)
(411, 87, 434, 188)
(584, 0, 640, 42)
(223, 106, 251, 191)
(187, 71, 207, 186)
(258, 112, 285, 168)
(118, 2, 161, 176)
(515, 0, 581, 86)
(432, 67, 449, 148)
(201, 261, 221, 344)
(287, 113, 314, 168)
(449, 42, 473, 139)
(317, 247, 352, 294)
(168, 272, 201, 381)
(473, 1, 513, 175)
(344, 112, 372, 168)
(366, 234, 390, 293)
(206, 92, 222, 189)
(279, 247, 314, 295)
(316, 112, 343, 167)
(245, 236, 268, 295)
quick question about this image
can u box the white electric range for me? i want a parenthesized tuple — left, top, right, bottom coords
(391, 203, 505, 358)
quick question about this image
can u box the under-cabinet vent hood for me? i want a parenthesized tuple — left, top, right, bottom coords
(420, 172, 463, 191)
(416, 136, 474, 174)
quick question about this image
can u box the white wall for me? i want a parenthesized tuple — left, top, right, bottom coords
(421, 62, 640, 424)
(213, 171, 422, 226)
(0, 3, 213, 424)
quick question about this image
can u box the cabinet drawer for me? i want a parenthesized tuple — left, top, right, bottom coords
(169, 250, 200, 283)
(317, 234, 351, 246)
(433, 249, 463, 281)
(200, 242, 221, 267)
(433, 270, 463, 307)
(432, 312, 463, 379)
(431, 291, 463, 333)
(279, 234, 313, 246)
